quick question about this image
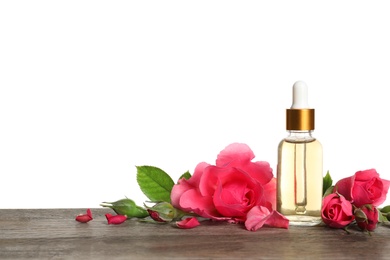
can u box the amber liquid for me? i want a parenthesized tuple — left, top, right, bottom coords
(277, 139, 323, 226)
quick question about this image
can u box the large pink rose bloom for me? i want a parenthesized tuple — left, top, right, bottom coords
(334, 169, 390, 207)
(171, 143, 276, 221)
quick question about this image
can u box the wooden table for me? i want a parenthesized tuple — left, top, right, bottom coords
(1, 208, 389, 259)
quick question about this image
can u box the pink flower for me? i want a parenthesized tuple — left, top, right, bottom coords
(105, 213, 127, 225)
(334, 169, 390, 207)
(355, 205, 379, 231)
(245, 206, 289, 231)
(75, 209, 93, 223)
(321, 193, 355, 228)
(176, 217, 200, 229)
(171, 143, 275, 222)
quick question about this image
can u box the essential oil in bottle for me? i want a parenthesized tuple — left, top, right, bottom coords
(277, 81, 323, 226)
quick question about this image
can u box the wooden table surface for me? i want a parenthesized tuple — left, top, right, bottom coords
(1, 208, 389, 259)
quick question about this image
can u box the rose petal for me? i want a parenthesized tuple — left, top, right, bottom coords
(264, 210, 290, 229)
(245, 206, 289, 231)
(244, 161, 274, 186)
(105, 213, 127, 225)
(86, 208, 92, 218)
(262, 177, 277, 210)
(333, 176, 355, 201)
(216, 143, 273, 185)
(176, 217, 200, 229)
(170, 178, 195, 209)
(245, 206, 270, 231)
(170, 162, 210, 209)
(178, 189, 221, 219)
(216, 143, 255, 167)
(75, 209, 93, 223)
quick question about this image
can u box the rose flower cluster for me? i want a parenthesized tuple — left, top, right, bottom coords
(321, 169, 390, 231)
(78, 142, 390, 234)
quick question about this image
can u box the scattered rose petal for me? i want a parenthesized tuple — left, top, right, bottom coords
(245, 206, 270, 230)
(75, 209, 93, 223)
(176, 217, 200, 229)
(264, 210, 290, 229)
(245, 206, 289, 231)
(105, 213, 127, 225)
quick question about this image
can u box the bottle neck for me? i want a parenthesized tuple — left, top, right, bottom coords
(285, 130, 315, 143)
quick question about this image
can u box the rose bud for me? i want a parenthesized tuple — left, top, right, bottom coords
(105, 213, 127, 225)
(321, 193, 355, 228)
(145, 202, 186, 222)
(354, 208, 368, 223)
(75, 209, 93, 223)
(356, 205, 379, 231)
(147, 209, 167, 222)
(100, 198, 148, 218)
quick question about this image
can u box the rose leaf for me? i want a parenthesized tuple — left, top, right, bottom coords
(136, 166, 175, 203)
(323, 171, 333, 196)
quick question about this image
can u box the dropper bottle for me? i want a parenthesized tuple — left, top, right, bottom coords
(277, 81, 323, 226)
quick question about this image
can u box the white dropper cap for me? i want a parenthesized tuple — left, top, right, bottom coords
(286, 81, 315, 130)
(291, 81, 309, 109)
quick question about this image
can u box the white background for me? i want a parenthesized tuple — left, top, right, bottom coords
(1, 1, 390, 208)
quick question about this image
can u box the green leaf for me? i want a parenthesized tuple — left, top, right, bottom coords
(378, 210, 388, 223)
(323, 185, 335, 197)
(136, 166, 175, 203)
(323, 171, 333, 196)
(178, 171, 191, 182)
(100, 198, 149, 218)
(380, 205, 390, 213)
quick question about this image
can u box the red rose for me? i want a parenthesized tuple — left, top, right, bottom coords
(321, 193, 355, 228)
(355, 205, 379, 231)
(334, 169, 390, 207)
(171, 143, 275, 222)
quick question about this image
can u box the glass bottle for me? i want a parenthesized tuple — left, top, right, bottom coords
(277, 81, 323, 226)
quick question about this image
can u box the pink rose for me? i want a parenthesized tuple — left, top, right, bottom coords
(171, 143, 275, 222)
(334, 169, 390, 207)
(321, 193, 355, 228)
(355, 205, 379, 231)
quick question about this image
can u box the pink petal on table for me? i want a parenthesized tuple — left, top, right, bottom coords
(245, 206, 289, 231)
(75, 209, 93, 223)
(105, 213, 127, 225)
(176, 217, 200, 229)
